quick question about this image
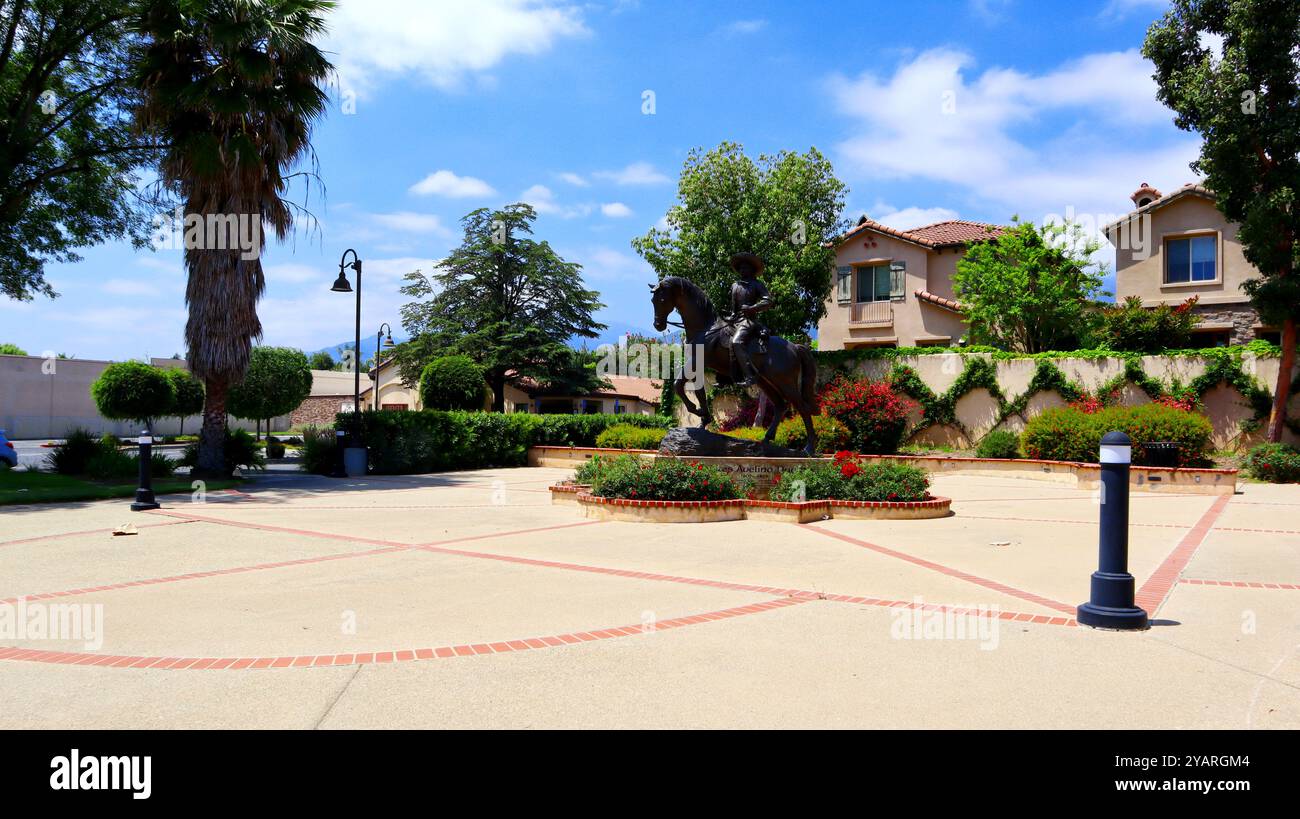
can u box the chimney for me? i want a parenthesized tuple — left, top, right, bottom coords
(1130, 182, 1162, 209)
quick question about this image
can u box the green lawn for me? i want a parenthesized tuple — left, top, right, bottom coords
(0, 469, 238, 505)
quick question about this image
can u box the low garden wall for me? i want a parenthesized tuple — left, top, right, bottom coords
(528, 446, 1237, 496)
(813, 348, 1300, 452)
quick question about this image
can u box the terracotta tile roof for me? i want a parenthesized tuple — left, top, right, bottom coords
(600, 375, 662, 404)
(914, 289, 962, 313)
(835, 216, 1005, 249)
(1104, 183, 1215, 236)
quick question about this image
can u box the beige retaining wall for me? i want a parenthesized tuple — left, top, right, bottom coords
(826, 352, 1299, 451)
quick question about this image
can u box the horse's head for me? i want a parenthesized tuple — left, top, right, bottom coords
(649, 278, 675, 332)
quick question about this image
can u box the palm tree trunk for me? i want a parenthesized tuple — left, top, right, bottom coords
(1267, 317, 1296, 442)
(195, 377, 230, 478)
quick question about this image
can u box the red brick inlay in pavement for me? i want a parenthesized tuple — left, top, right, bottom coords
(0, 596, 813, 670)
(1180, 579, 1300, 591)
(805, 524, 1077, 615)
(1135, 494, 1232, 615)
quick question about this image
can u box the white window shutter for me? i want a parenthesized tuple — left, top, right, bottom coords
(889, 261, 906, 299)
(836, 266, 853, 304)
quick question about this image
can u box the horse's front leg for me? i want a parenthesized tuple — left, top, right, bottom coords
(694, 385, 712, 428)
(674, 375, 699, 421)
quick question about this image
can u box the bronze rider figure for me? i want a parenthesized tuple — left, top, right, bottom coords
(727, 252, 773, 388)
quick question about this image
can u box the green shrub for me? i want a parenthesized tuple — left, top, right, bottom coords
(1100, 296, 1200, 352)
(419, 355, 487, 411)
(1244, 443, 1300, 483)
(573, 455, 609, 485)
(299, 426, 339, 474)
(594, 424, 666, 450)
(770, 453, 930, 502)
(724, 415, 852, 453)
(45, 428, 100, 475)
(1021, 404, 1213, 466)
(266, 438, 287, 458)
(976, 429, 1021, 459)
(588, 454, 739, 501)
(327, 410, 674, 475)
(181, 429, 266, 473)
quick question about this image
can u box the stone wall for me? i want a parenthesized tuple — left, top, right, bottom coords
(1190, 303, 1260, 345)
(290, 395, 350, 429)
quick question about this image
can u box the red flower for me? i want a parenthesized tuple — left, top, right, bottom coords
(840, 462, 861, 478)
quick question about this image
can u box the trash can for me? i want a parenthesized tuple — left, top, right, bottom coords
(343, 447, 368, 477)
(1143, 441, 1180, 468)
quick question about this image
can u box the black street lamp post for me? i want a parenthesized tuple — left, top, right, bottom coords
(331, 249, 363, 443)
(374, 323, 395, 411)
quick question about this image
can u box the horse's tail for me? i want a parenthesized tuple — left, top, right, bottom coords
(797, 343, 820, 415)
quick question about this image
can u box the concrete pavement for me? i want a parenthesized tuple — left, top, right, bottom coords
(0, 467, 1296, 728)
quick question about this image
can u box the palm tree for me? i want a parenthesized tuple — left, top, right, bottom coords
(133, 0, 333, 476)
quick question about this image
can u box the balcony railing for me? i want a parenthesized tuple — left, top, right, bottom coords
(850, 301, 893, 326)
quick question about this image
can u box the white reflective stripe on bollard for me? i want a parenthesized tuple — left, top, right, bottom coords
(1099, 444, 1131, 464)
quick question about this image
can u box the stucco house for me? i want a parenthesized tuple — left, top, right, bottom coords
(1104, 182, 1276, 347)
(817, 217, 1005, 350)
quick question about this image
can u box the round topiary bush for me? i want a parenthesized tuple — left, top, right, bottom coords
(1244, 442, 1300, 483)
(91, 361, 175, 428)
(419, 355, 487, 411)
(976, 429, 1021, 459)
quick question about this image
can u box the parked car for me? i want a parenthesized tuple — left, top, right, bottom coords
(0, 429, 16, 468)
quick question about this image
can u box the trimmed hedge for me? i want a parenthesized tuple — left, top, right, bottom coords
(594, 424, 667, 450)
(1020, 404, 1213, 467)
(332, 411, 674, 475)
(975, 429, 1021, 459)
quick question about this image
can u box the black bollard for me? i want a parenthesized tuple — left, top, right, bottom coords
(1076, 431, 1149, 630)
(130, 429, 160, 511)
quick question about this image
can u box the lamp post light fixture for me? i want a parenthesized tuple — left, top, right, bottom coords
(374, 323, 396, 411)
(330, 249, 363, 423)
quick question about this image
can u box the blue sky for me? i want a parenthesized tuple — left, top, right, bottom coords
(1, 0, 1198, 362)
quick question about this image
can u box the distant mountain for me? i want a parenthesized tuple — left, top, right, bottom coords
(310, 335, 405, 367)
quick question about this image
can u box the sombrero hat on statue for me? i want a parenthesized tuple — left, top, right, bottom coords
(729, 252, 765, 276)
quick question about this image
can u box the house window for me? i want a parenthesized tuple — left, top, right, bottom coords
(855, 265, 893, 303)
(1165, 235, 1216, 283)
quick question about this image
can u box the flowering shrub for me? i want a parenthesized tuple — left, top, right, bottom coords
(1021, 404, 1213, 466)
(1153, 395, 1198, 412)
(1244, 443, 1300, 483)
(818, 376, 916, 454)
(588, 454, 740, 501)
(723, 414, 851, 453)
(770, 452, 930, 503)
(1068, 393, 1106, 414)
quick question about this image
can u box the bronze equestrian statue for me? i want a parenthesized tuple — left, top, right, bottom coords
(650, 253, 821, 454)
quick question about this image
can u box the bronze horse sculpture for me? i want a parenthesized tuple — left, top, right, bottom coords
(650, 276, 821, 454)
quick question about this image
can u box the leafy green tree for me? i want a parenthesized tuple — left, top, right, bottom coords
(227, 347, 313, 439)
(1102, 296, 1201, 352)
(164, 367, 205, 436)
(134, 0, 332, 476)
(418, 355, 487, 410)
(631, 142, 849, 340)
(398, 204, 606, 411)
(953, 219, 1108, 353)
(0, 342, 28, 355)
(91, 361, 174, 429)
(308, 350, 335, 371)
(1145, 0, 1300, 441)
(0, 0, 159, 302)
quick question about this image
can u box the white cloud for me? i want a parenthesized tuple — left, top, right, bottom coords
(557, 172, 589, 187)
(828, 48, 1199, 220)
(600, 202, 633, 218)
(722, 19, 767, 36)
(409, 169, 497, 198)
(520, 184, 591, 218)
(871, 205, 961, 231)
(371, 212, 453, 236)
(327, 0, 589, 94)
(568, 246, 652, 282)
(593, 161, 671, 186)
(101, 278, 168, 297)
(1098, 0, 1168, 20)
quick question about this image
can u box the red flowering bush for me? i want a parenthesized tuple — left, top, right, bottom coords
(1153, 395, 1197, 412)
(1244, 443, 1300, 483)
(770, 452, 930, 502)
(819, 376, 916, 454)
(1068, 393, 1106, 414)
(588, 454, 740, 501)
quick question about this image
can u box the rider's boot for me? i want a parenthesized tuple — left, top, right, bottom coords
(733, 344, 760, 388)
